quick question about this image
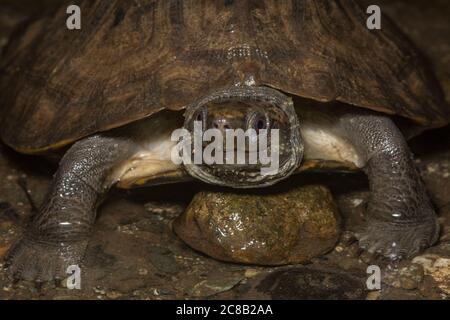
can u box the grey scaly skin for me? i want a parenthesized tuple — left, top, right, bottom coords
(339, 111, 439, 259)
(5, 135, 137, 282)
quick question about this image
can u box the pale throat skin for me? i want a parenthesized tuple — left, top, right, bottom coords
(113, 96, 362, 189)
(6, 86, 439, 282)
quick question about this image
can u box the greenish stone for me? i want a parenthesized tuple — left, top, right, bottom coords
(173, 185, 341, 265)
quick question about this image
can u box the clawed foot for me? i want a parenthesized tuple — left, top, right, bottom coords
(4, 237, 87, 283)
(356, 218, 440, 260)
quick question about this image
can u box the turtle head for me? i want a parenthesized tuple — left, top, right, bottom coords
(182, 86, 303, 188)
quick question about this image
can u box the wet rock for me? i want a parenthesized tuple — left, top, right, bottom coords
(173, 185, 341, 265)
(255, 266, 366, 300)
(412, 254, 450, 297)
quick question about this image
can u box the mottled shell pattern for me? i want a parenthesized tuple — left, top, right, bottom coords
(0, 0, 447, 153)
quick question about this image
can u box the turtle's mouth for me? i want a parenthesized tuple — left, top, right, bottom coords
(193, 156, 295, 187)
(181, 86, 303, 188)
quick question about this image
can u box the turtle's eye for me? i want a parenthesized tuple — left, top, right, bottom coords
(247, 111, 268, 132)
(194, 107, 207, 126)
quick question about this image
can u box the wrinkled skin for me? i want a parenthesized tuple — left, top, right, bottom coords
(338, 111, 439, 259)
(5, 86, 439, 282)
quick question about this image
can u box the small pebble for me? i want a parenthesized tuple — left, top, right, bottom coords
(106, 291, 123, 299)
(93, 287, 106, 295)
(138, 268, 148, 276)
(366, 291, 381, 300)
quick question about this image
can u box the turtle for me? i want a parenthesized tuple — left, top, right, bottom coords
(0, 0, 448, 282)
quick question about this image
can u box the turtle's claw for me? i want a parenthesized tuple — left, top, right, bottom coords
(356, 219, 439, 261)
(5, 237, 87, 283)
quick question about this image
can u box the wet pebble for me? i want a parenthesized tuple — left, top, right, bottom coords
(173, 185, 341, 265)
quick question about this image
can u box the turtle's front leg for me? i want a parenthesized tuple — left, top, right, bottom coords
(339, 112, 439, 260)
(5, 135, 136, 282)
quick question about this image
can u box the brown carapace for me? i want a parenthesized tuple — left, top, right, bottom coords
(0, 0, 447, 153)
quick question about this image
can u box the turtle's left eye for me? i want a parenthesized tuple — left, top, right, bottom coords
(193, 107, 207, 126)
(247, 111, 268, 132)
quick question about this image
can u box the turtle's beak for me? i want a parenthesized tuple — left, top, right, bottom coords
(181, 86, 303, 188)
